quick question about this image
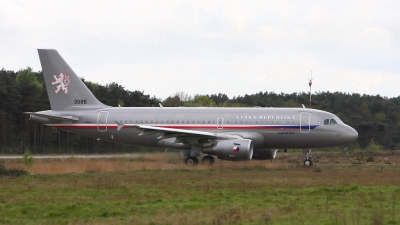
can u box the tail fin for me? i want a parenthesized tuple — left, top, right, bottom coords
(38, 49, 108, 110)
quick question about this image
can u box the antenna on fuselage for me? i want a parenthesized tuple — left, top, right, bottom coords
(308, 70, 313, 108)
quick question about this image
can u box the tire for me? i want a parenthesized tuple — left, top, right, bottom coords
(304, 159, 313, 166)
(202, 155, 215, 165)
(185, 157, 198, 166)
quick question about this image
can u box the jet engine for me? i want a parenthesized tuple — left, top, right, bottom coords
(252, 149, 278, 160)
(202, 139, 253, 161)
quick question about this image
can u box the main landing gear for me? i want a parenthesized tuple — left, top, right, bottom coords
(201, 155, 215, 165)
(185, 156, 198, 166)
(184, 155, 215, 166)
(184, 145, 215, 166)
(303, 148, 313, 166)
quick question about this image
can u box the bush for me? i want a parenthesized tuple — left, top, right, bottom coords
(366, 141, 381, 152)
(0, 161, 28, 177)
(21, 149, 34, 168)
(366, 157, 374, 162)
(354, 151, 364, 161)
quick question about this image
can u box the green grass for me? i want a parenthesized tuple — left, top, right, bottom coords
(1, 165, 400, 225)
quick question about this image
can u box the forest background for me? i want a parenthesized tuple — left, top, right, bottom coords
(0, 68, 397, 154)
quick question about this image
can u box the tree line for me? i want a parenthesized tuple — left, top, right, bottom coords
(1, 68, 399, 154)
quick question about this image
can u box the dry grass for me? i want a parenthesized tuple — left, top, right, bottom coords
(4, 157, 288, 175)
(2, 153, 187, 174)
(1, 150, 400, 178)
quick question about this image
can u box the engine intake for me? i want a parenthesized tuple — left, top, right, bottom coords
(202, 139, 253, 161)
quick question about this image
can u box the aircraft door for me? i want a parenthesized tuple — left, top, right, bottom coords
(300, 112, 311, 133)
(217, 117, 224, 129)
(97, 111, 109, 132)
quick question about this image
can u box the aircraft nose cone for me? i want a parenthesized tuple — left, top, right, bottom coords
(344, 126, 358, 143)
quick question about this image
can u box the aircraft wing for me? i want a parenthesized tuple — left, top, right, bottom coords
(115, 122, 239, 143)
(24, 112, 79, 122)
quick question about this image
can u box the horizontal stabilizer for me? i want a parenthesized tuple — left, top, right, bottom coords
(24, 112, 79, 122)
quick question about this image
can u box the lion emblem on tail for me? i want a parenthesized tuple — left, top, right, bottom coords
(52, 73, 71, 94)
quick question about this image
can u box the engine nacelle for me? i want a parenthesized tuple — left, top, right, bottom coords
(202, 139, 253, 161)
(252, 149, 278, 160)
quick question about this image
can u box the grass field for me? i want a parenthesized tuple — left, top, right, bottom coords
(0, 151, 400, 224)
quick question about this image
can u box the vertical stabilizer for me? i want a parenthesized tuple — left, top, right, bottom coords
(38, 49, 108, 110)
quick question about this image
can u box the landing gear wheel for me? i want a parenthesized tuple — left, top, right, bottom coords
(304, 159, 313, 166)
(202, 155, 215, 165)
(185, 157, 199, 166)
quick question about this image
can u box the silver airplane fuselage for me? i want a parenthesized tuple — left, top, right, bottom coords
(31, 107, 357, 150)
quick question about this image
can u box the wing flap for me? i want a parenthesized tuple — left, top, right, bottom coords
(114, 121, 240, 144)
(115, 121, 217, 137)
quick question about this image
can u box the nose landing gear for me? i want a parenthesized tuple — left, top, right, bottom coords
(303, 149, 313, 166)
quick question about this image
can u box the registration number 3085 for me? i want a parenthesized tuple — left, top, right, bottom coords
(74, 99, 87, 104)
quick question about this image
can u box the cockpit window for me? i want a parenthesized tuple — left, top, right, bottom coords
(324, 117, 344, 125)
(334, 117, 344, 124)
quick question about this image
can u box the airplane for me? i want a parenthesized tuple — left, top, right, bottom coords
(26, 49, 358, 166)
